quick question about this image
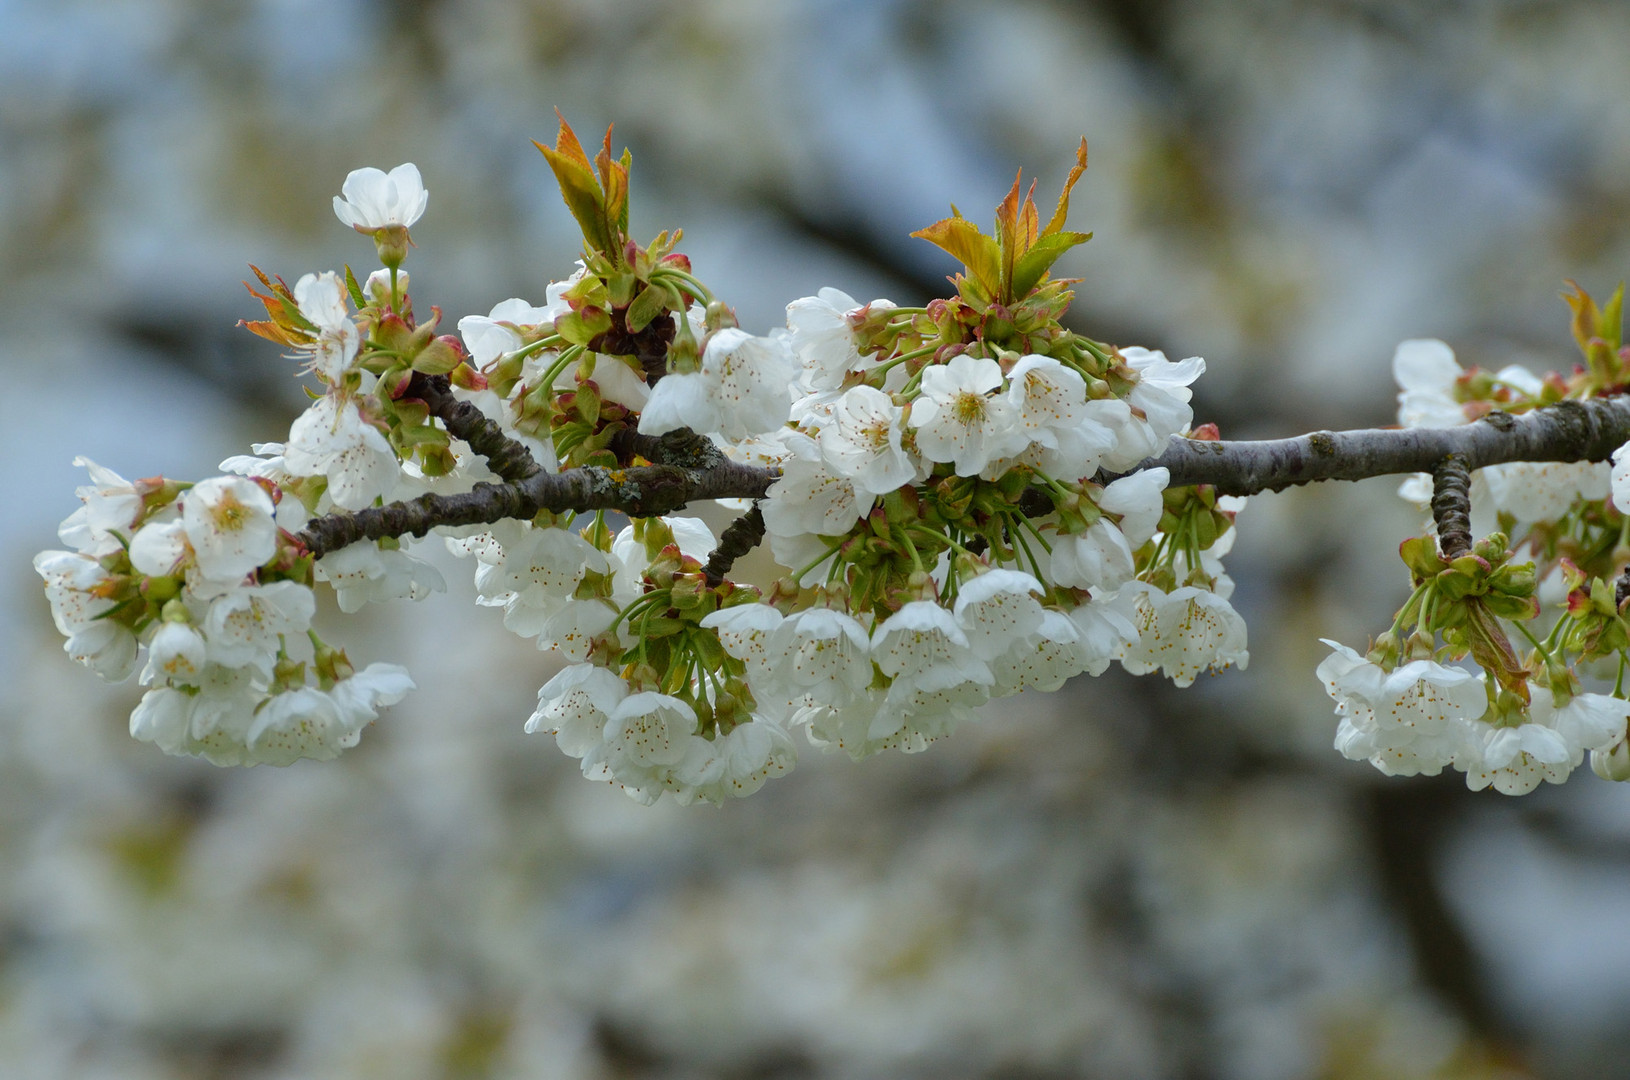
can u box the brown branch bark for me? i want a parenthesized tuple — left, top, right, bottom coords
(1144, 397, 1630, 496)
(295, 395, 1630, 563)
(1430, 455, 1474, 559)
(295, 372, 778, 558)
(702, 504, 766, 586)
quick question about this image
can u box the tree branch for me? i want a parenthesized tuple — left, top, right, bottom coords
(702, 504, 766, 586)
(295, 456, 778, 557)
(1431, 455, 1474, 559)
(295, 393, 1630, 564)
(1145, 397, 1630, 496)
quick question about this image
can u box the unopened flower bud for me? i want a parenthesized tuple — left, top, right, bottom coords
(1592, 740, 1630, 781)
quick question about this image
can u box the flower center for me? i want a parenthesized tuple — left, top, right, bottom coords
(952, 391, 988, 427)
(211, 493, 249, 534)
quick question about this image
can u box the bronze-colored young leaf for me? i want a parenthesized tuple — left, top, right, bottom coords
(911, 214, 1000, 294)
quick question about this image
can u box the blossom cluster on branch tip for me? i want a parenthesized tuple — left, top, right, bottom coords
(51, 117, 1630, 807)
(33, 124, 1251, 801)
(1316, 286, 1630, 794)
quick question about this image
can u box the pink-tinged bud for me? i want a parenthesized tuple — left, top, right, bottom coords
(1189, 423, 1222, 441)
(385, 369, 417, 399)
(449, 363, 488, 391)
(249, 476, 281, 504)
(660, 252, 692, 273)
(412, 335, 465, 376)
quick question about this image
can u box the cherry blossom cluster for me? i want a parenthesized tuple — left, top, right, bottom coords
(36, 462, 414, 765)
(33, 126, 1252, 801)
(1317, 286, 1630, 794)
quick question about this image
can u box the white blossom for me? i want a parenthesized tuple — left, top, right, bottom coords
(872, 675, 991, 750)
(1484, 460, 1609, 524)
(333, 163, 428, 231)
(1531, 686, 1630, 761)
(989, 610, 1089, 694)
(314, 542, 446, 613)
(59, 457, 143, 556)
(64, 620, 140, 682)
(1611, 441, 1630, 516)
(1117, 583, 1248, 687)
(1393, 338, 1466, 429)
(182, 476, 279, 583)
(1068, 598, 1138, 677)
(200, 580, 317, 671)
(672, 718, 798, 804)
(700, 603, 785, 685)
(1097, 468, 1169, 548)
(129, 686, 196, 756)
(1315, 640, 1486, 778)
(140, 621, 208, 686)
(538, 598, 618, 660)
(819, 385, 917, 495)
(952, 568, 1046, 661)
(526, 663, 630, 759)
(761, 433, 869, 543)
(766, 607, 874, 710)
(1004, 355, 1120, 480)
(603, 692, 699, 797)
(34, 550, 139, 681)
(786, 287, 879, 390)
(1100, 347, 1204, 470)
(638, 371, 719, 436)
(458, 297, 559, 367)
(285, 395, 401, 510)
(328, 663, 416, 730)
(872, 601, 989, 691)
(1047, 521, 1135, 592)
(702, 328, 798, 439)
(1459, 719, 1572, 795)
(910, 355, 1023, 476)
(245, 687, 353, 766)
(610, 516, 716, 607)
(128, 514, 190, 578)
(292, 271, 360, 382)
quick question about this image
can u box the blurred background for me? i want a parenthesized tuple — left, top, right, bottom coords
(5, 0, 1630, 1076)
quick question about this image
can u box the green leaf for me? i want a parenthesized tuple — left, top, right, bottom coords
(343, 265, 367, 308)
(1008, 230, 1092, 299)
(1602, 281, 1624, 352)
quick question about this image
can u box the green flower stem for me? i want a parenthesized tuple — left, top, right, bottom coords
(535, 343, 587, 394)
(606, 589, 672, 641)
(791, 536, 849, 586)
(870, 344, 938, 380)
(659, 268, 714, 305)
(1512, 618, 1556, 668)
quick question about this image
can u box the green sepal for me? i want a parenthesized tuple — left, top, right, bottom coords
(1399, 536, 1445, 581)
(556, 307, 613, 347)
(624, 282, 671, 335)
